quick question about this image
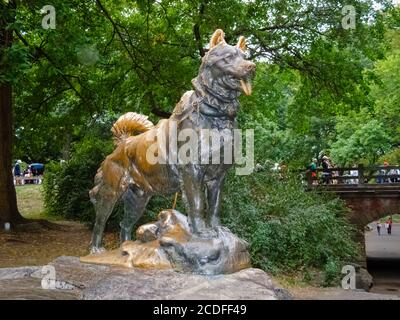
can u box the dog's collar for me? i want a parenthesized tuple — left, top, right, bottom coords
(203, 85, 239, 104)
(199, 99, 238, 119)
(192, 92, 238, 120)
(191, 78, 239, 120)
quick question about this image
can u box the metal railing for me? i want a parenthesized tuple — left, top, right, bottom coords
(305, 164, 400, 187)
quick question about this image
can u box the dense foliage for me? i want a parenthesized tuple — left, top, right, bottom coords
(221, 170, 358, 284)
(42, 136, 114, 223)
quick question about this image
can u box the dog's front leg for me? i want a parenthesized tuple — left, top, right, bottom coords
(206, 174, 226, 228)
(180, 165, 207, 234)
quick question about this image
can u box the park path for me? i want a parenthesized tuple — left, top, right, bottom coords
(366, 223, 400, 258)
(366, 223, 400, 296)
(270, 224, 400, 300)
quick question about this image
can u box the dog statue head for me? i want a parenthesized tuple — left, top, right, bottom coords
(193, 29, 256, 101)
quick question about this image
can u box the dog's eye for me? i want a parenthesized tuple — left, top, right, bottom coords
(223, 56, 232, 63)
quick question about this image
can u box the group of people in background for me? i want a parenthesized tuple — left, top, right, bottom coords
(309, 158, 400, 185)
(13, 160, 44, 185)
(376, 161, 400, 184)
(309, 155, 338, 185)
(376, 217, 393, 236)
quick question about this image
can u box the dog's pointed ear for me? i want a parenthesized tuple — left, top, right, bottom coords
(209, 29, 225, 50)
(237, 36, 247, 52)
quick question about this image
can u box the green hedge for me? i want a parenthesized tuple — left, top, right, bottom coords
(43, 137, 114, 225)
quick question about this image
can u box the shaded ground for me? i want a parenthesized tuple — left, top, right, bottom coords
(0, 185, 118, 268)
(287, 286, 398, 300)
(0, 221, 119, 268)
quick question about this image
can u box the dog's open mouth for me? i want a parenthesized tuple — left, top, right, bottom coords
(220, 75, 253, 96)
(240, 78, 252, 96)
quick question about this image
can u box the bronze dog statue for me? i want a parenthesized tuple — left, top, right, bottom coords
(89, 29, 255, 253)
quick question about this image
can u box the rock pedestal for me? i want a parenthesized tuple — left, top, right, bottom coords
(0, 256, 290, 300)
(81, 210, 251, 275)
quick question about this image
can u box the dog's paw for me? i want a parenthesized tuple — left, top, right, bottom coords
(90, 246, 106, 254)
(136, 223, 159, 242)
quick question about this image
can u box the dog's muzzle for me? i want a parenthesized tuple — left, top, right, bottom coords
(239, 62, 256, 96)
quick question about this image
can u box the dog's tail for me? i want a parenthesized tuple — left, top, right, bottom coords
(111, 112, 154, 145)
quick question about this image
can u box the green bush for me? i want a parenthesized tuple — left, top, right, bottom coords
(378, 147, 400, 165)
(43, 136, 115, 225)
(220, 169, 359, 284)
(43, 135, 177, 230)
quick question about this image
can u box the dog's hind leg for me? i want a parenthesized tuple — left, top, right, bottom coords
(120, 187, 150, 243)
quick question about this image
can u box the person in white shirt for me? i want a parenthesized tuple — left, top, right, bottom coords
(376, 221, 382, 236)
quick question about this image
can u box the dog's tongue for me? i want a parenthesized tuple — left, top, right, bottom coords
(240, 79, 252, 96)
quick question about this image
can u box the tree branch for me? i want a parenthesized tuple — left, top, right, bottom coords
(193, 2, 206, 57)
(95, 0, 147, 74)
(14, 30, 91, 109)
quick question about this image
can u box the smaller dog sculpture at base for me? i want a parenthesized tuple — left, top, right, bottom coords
(80, 209, 251, 275)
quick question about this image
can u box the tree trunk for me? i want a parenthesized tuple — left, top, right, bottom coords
(0, 0, 26, 227)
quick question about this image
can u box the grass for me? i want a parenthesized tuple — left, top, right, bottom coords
(15, 184, 60, 221)
(377, 214, 400, 223)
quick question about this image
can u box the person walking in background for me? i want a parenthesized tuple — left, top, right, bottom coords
(377, 161, 389, 184)
(388, 166, 400, 183)
(23, 166, 33, 184)
(387, 216, 393, 235)
(321, 156, 331, 184)
(331, 163, 339, 184)
(349, 165, 359, 185)
(309, 158, 318, 185)
(13, 160, 22, 186)
(383, 161, 390, 183)
(393, 166, 400, 183)
(385, 221, 390, 235)
(376, 221, 382, 235)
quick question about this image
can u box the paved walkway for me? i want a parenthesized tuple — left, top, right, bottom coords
(366, 223, 400, 296)
(366, 223, 400, 258)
